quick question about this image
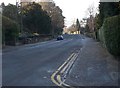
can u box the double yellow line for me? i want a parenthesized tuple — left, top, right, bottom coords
(51, 51, 80, 88)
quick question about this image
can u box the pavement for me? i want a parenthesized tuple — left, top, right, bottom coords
(65, 37, 119, 87)
(2, 34, 120, 87)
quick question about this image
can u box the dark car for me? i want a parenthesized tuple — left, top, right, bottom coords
(57, 35, 64, 40)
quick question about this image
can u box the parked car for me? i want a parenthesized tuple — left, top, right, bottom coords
(57, 35, 64, 40)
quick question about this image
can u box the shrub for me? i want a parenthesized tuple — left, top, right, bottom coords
(103, 15, 120, 56)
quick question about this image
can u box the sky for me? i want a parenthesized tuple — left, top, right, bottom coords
(0, 0, 100, 27)
(54, 0, 100, 27)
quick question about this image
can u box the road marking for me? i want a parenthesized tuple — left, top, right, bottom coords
(60, 54, 77, 74)
(57, 53, 74, 71)
(51, 71, 61, 86)
(51, 49, 81, 88)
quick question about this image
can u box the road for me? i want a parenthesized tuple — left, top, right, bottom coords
(3, 34, 83, 86)
(2, 34, 119, 87)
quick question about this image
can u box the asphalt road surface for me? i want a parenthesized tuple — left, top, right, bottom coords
(3, 34, 83, 86)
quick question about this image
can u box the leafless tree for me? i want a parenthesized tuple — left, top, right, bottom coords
(86, 4, 96, 17)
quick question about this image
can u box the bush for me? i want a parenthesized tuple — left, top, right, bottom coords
(103, 15, 120, 56)
(2, 16, 19, 45)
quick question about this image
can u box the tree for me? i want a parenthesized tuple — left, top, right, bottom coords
(99, 2, 120, 27)
(40, 1, 65, 36)
(85, 4, 96, 33)
(22, 2, 52, 34)
(2, 4, 20, 22)
(76, 19, 81, 34)
(1, 2, 5, 9)
(85, 24, 90, 33)
(2, 16, 19, 45)
(86, 4, 96, 17)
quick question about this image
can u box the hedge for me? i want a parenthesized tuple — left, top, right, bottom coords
(102, 15, 120, 56)
(99, 26, 106, 47)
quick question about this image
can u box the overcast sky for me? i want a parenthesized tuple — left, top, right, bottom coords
(54, 0, 100, 27)
(0, 0, 100, 27)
